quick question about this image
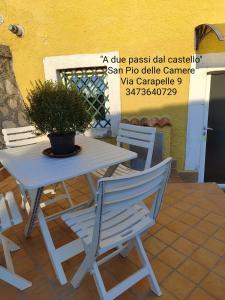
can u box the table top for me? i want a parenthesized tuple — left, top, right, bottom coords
(0, 135, 137, 190)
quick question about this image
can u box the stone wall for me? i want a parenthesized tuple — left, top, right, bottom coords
(0, 45, 27, 148)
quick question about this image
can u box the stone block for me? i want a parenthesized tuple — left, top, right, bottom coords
(0, 45, 12, 58)
(2, 120, 17, 128)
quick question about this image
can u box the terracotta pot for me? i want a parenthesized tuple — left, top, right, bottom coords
(48, 132, 75, 154)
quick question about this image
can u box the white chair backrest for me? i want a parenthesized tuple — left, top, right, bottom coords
(117, 123, 156, 169)
(2, 126, 44, 148)
(93, 157, 172, 253)
(0, 192, 22, 232)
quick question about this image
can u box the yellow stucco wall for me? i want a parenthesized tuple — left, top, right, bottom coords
(1, 0, 225, 170)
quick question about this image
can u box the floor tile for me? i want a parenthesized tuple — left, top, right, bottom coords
(191, 248, 219, 269)
(183, 228, 208, 245)
(145, 287, 177, 299)
(157, 213, 174, 226)
(201, 272, 225, 299)
(162, 271, 195, 299)
(195, 220, 218, 236)
(198, 201, 222, 216)
(147, 223, 162, 235)
(23, 282, 59, 300)
(204, 237, 225, 256)
(173, 200, 193, 211)
(177, 259, 208, 283)
(178, 213, 200, 226)
(144, 236, 167, 256)
(163, 207, 184, 218)
(164, 195, 179, 206)
(63, 283, 99, 300)
(213, 259, 225, 278)
(172, 237, 198, 256)
(154, 228, 179, 245)
(166, 220, 190, 235)
(189, 206, 209, 218)
(187, 288, 215, 300)
(151, 257, 173, 282)
(158, 247, 186, 269)
(130, 277, 154, 299)
(214, 228, 225, 243)
(204, 212, 225, 226)
(117, 291, 138, 300)
(104, 256, 138, 282)
(1, 283, 21, 300)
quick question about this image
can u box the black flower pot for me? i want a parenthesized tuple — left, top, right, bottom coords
(48, 133, 75, 154)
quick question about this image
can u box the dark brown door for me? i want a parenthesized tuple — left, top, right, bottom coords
(204, 73, 225, 182)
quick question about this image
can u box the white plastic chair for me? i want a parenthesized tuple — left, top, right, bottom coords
(62, 157, 172, 299)
(0, 192, 32, 290)
(2, 125, 45, 148)
(2, 126, 73, 210)
(93, 123, 156, 178)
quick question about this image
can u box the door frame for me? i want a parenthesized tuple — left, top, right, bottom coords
(185, 52, 225, 183)
(198, 73, 211, 182)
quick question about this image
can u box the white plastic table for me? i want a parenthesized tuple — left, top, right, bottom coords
(0, 135, 137, 285)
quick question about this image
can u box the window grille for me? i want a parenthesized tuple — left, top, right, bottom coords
(59, 67, 110, 128)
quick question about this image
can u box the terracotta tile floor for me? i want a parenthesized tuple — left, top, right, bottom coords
(1, 175, 225, 300)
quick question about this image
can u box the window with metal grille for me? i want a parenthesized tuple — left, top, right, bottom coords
(59, 67, 110, 128)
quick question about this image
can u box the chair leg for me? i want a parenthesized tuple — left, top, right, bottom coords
(1, 234, 21, 273)
(134, 236, 161, 296)
(0, 266, 32, 290)
(71, 257, 92, 288)
(61, 181, 73, 207)
(0, 234, 20, 252)
(92, 261, 108, 300)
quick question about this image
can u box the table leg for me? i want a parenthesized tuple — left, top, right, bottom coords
(24, 187, 43, 238)
(85, 164, 119, 206)
(16, 181, 27, 210)
(85, 173, 96, 200)
(103, 164, 119, 177)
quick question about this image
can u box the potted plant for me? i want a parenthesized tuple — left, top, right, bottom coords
(24, 80, 92, 155)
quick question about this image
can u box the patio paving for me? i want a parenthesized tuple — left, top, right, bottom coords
(1, 174, 225, 300)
